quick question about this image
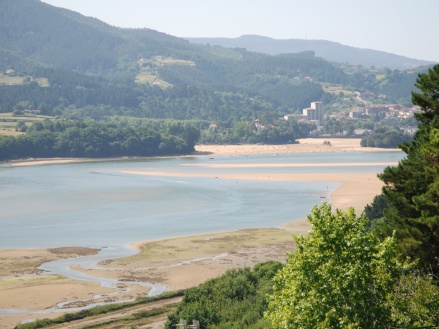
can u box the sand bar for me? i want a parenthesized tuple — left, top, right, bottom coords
(194, 138, 400, 156)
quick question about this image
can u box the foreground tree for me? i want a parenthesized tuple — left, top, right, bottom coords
(386, 271, 439, 327)
(266, 204, 410, 329)
(377, 64, 439, 274)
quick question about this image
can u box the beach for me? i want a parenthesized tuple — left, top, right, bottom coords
(0, 139, 400, 328)
(194, 138, 398, 156)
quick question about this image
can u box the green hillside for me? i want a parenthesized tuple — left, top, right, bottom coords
(0, 0, 432, 155)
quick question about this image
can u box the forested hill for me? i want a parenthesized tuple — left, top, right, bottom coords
(0, 0, 430, 126)
(186, 35, 435, 70)
(0, 0, 344, 116)
(0, 0, 212, 74)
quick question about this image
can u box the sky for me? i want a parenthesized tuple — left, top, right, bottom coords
(41, 0, 439, 62)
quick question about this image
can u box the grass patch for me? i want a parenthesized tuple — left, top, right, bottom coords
(136, 56, 193, 88)
(118, 228, 296, 268)
(0, 75, 49, 87)
(321, 83, 353, 95)
(151, 78, 173, 89)
(0, 129, 22, 136)
(135, 72, 157, 84)
(0, 75, 25, 84)
(80, 304, 176, 329)
(0, 113, 52, 136)
(0, 275, 69, 290)
(34, 77, 50, 87)
(135, 72, 173, 88)
(159, 58, 195, 66)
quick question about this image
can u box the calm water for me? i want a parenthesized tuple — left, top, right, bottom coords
(0, 152, 403, 249)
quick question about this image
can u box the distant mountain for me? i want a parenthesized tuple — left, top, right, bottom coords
(186, 35, 435, 70)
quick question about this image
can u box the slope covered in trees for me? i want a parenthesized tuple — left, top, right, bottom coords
(0, 0, 428, 125)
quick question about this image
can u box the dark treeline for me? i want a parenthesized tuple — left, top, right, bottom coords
(360, 128, 412, 148)
(200, 118, 315, 145)
(0, 119, 200, 160)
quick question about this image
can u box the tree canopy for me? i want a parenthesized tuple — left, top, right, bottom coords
(266, 204, 410, 329)
(0, 119, 200, 160)
(376, 64, 439, 274)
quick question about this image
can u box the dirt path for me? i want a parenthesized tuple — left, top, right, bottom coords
(49, 296, 182, 329)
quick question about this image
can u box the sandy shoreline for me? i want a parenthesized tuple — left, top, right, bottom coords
(0, 139, 401, 328)
(2, 138, 399, 168)
(194, 138, 400, 156)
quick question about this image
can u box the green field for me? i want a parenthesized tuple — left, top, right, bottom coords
(135, 56, 195, 88)
(0, 113, 52, 136)
(158, 58, 196, 66)
(0, 75, 25, 85)
(135, 72, 157, 84)
(135, 72, 173, 88)
(321, 83, 354, 95)
(0, 74, 49, 87)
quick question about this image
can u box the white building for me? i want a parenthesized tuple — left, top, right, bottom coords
(284, 114, 307, 121)
(303, 101, 324, 125)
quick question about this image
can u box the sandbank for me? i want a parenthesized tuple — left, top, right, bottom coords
(0, 139, 401, 328)
(194, 138, 400, 156)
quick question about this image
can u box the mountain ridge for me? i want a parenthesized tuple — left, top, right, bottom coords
(185, 35, 435, 70)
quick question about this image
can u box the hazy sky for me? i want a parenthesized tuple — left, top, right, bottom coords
(41, 0, 439, 62)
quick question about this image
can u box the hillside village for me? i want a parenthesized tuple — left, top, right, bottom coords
(242, 97, 419, 143)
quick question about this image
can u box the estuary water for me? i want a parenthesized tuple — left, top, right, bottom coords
(0, 151, 403, 250)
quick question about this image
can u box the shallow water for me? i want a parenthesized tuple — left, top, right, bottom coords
(0, 152, 403, 249)
(0, 151, 404, 315)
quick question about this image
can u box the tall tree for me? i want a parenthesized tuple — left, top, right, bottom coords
(377, 64, 439, 274)
(266, 204, 410, 329)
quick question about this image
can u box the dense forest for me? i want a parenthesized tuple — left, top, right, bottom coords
(360, 128, 412, 148)
(0, 119, 200, 159)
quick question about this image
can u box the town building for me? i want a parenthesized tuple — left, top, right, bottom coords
(284, 114, 307, 121)
(303, 101, 325, 125)
(365, 105, 390, 116)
